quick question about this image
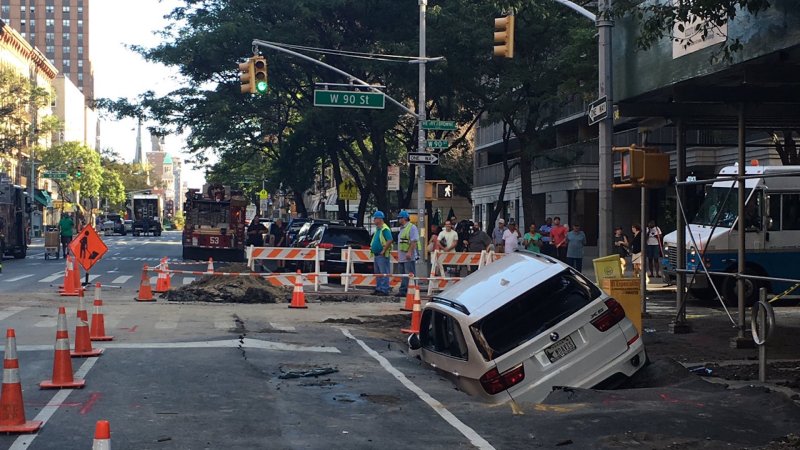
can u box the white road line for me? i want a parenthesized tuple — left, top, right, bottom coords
(10, 357, 99, 450)
(111, 275, 132, 284)
(339, 328, 495, 450)
(34, 318, 57, 328)
(15, 338, 340, 353)
(183, 277, 195, 285)
(0, 306, 28, 321)
(39, 272, 64, 283)
(270, 322, 296, 332)
(4, 274, 34, 282)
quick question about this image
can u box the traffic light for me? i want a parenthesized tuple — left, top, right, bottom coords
(494, 15, 515, 58)
(436, 182, 454, 199)
(239, 57, 255, 94)
(614, 146, 670, 188)
(253, 56, 268, 94)
(75, 165, 83, 178)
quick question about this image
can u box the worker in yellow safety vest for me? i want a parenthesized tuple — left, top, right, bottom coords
(396, 210, 419, 297)
(370, 211, 394, 296)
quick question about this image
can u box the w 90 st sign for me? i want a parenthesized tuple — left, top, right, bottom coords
(313, 89, 386, 110)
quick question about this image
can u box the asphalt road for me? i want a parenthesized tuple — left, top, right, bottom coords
(0, 232, 797, 449)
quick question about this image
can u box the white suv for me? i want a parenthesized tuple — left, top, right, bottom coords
(409, 251, 646, 404)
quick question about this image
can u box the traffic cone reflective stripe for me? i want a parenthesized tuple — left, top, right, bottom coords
(41, 307, 86, 389)
(402, 274, 416, 312)
(135, 265, 155, 302)
(59, 255, 79, 297)
(90, 299, 113, 342)
(77, 287, 88, 322)
(92, 420, 111, 450)
(288, 271, 308, 309)
(0, 329, 42, 433)
(401, 288, 422, 334)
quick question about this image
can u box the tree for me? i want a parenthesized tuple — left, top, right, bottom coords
(0, 66, 53, 153)
(770, 130, 800, 165)
(99, 170, 126, 212)
(39, 142, 103, 201)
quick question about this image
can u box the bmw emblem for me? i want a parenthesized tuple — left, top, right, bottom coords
(550, 332, 559, 342)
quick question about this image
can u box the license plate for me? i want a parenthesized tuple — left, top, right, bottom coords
(544, 335, 577, 363)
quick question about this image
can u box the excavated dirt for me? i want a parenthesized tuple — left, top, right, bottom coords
(165, 265, 291, 303)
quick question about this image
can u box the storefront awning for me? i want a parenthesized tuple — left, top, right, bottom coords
(34, 189, 52, 207)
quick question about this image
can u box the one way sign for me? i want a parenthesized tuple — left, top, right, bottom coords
(588, 96, 608, 126)
(408, 152, 439, 165)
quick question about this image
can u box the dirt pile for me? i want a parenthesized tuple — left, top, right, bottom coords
(166, 269, 290, 303)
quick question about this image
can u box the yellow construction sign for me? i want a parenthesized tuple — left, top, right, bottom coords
(338, 179, 358, 201)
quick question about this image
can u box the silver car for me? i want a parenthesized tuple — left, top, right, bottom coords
(409, 251, 646, 405)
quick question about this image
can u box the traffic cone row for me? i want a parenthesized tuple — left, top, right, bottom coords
(154, 258, 171, 293)
(401, 286, 422, 334)
(0, 329, 42, 433)
(40, 307, 86, 389)
(288, 270, 308, 309)
(59, 255, 80, 297)
(135, 264, 155, 302)
(402, 274, 416, 312)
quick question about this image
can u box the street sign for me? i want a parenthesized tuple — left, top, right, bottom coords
(588, 96, 608, 126)
(258, 189, 269, 200)
(408, 152, 440, 165)
(437, 183, 454, 199)
(338, 179, 358, 201)
(68, 225, 108, 271)
(387, 165, 400, 191)
(421, 120, 457, 131)
(426, 139, 449, 150)
(259, 199, 269, 213)
(246, 204, 257, 222)
(43, 171, 67, 180)
(313, 90, 385, 110)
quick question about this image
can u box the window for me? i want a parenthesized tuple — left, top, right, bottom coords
(20, 5, 25, 13)
(782, 194, 800, 230)
(768, 194, 781, 231)
(62, 5, 70, 13)
(77, 6, 83, 15)
(21, 32, 26, 38)
(29, 19, 35, 29)
(63, 46, 70, 54)
(63, 59, 70, 68)
(77, 46, 83, 56)
(46, 32, 54, 43)
(77, 33, 83, 43)
(20, 19, 25, 28)
(29, 6, 35, 15)
(471, 270, 600, 360)
(62, 19, 70, 28)
(45, 5, 54, 14)
(77, 19, 83, 29)
(45, 18, 54, 27)
(77, 73, 83, 82)
(29, 33, 35, 41)
(420, 310, 469, 360)
(0, 5, 8, 17)
(45, 45, 55, 54)
(62, 32, 70, 42)
(77, 59, 83, 67)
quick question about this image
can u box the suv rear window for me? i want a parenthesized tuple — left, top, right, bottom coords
(322, 227, 370, 247)
(469, 270, 601, 360)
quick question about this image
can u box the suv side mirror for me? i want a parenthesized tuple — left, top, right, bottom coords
(408, 334, 422, 350)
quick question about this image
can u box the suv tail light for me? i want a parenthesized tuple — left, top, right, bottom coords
(318, 243, 334, 249)
(591, 298, 626, 332)
(479, 364, 525, 395)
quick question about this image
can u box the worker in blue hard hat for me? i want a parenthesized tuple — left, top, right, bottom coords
(370, 211, 393, 296)
(396, 210, 419, 297)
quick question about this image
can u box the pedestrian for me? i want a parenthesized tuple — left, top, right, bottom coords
(539, 217, 554, 256)
(502, 221, 521, 254)
(523, 223, 542, 253)
(58, 213, 74, 257)
(492, 219, 507, 253)
(370, 211, 393, 296)
(427, 224, 443, 253)
(630, 224, 643, 278)
(454, 216, 472, 252)
(269, 218, 287, 270)
(437, 220, 459, 253)
(551, 216, 568, 261)
(246, 217, 267, 247)
(396, 210, 419, 298)
(613, 226, 630, 274)
(566, 224, 587, 272)
(464, 221, 491, 253)
(646, 220, 663, 278)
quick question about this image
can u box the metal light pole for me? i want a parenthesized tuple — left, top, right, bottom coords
(597, 0, 614, 256)
(416, 0, 428, 276)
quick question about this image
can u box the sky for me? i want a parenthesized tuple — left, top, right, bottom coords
(90, 0, 211, 189)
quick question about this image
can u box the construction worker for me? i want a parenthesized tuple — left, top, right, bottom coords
(370, 211, 393, 296)
(396, 210, 419, 298)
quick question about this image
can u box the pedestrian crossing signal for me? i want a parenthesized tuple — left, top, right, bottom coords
(436, 183, 454, 199)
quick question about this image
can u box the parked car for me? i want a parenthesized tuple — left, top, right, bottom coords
(408, 251, 646, 405)
(284, 218, 311, 246)
(123, 220, 134, 234)
(102, 214, 126, 236)
(302, 224, 373, 277)
(292, 219, 345, 248)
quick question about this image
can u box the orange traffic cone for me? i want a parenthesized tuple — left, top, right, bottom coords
(40, 307, 86, 389)
(59, 255, 79, 297)
(154, 258, 171, 293)
(92, 420, 111, 450)
(135, 265, 155, 302)
(288, 270, 308, 309)
(72, 288, 103, 357)
(402, 274, 416, 312)
(77, 286, 88, 323)
(0, 329, 43, 433)
(90, 299, 114, 342)
(207, 257, 214, 273)
(401, 287, 422, 334)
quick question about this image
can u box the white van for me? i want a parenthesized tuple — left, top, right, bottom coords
(408, 251, 646, 405)
(663, 164, 800, 304)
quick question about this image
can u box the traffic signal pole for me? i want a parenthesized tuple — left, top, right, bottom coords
(597, 0, 614, 257)
(416, 0, 428, 276)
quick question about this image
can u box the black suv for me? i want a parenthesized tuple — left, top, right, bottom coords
(303, 224, 373, 276)
(292, 219, 346, 248)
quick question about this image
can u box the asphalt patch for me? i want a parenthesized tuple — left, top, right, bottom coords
(165, 268, 290, 303)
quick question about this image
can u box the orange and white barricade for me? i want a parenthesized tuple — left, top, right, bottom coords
(344, 273, 404, 290)
(426, 249, 482, 295)
(246, 246, 326, 291)
(342, 248, 401, 292)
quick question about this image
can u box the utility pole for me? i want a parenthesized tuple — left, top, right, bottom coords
(597, 0, 614, 256)
(416, 0, 428, 276)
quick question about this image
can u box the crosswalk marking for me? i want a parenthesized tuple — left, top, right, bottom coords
(183, 277, 195, 285)
(0, 306, 28, 321)
(34, 318, 57, 328)
(270, 323, 296, 332)
(39, 272, 64, 283)
(4, 274, 33, 282)
(88, 274, 101, 282)
(111, 275, 132, 284)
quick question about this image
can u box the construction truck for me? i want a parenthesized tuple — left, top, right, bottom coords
(129, 194, 162, 237)
(0, 182, 30, 259)
(181, 184, 247, 261)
